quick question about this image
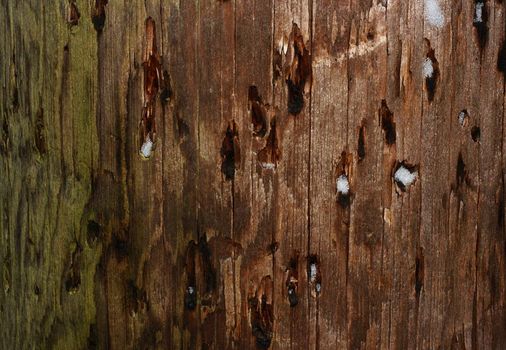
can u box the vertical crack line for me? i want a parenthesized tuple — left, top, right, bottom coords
(196, 0, 201, 237)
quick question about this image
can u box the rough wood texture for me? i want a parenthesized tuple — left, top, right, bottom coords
(2, 0, 506, 349)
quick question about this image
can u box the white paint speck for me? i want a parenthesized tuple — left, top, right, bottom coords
(474, 2, 484, 23)
(309, 263, 317, 283)
(425, 0, 445, 28)
(422, 58, 434, 78)
(394, 166, 417, 189)
(336, 175, 350, 195)
(140, 136, 154, 159)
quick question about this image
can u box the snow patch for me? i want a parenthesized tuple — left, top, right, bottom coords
(140, 136, 154, 159)
(474, 2, 484, 23)
(425, 0, 445, 28)
(309, 263, 317, 283)
(336, 175, 350, 195)
(394, 166, 417, 189)
(422, 58, 434, 78)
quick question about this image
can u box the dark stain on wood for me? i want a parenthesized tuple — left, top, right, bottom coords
(91, 0, 108, 32)
(64, 243, 82, 293)
(68, 2, 80, 26)
(498, 37, 506, 77)
(198, 235, 216, 296)
(286, 23, 312, 116)
(415, 247, 425, 297)
(471, 126, 481, 142)
(358, 123, 366, 161)
(249, 276, 273, 349)
(35, 108, 47, 154)
(220, 121, 240, 180)
(160, 70, 172, 104)
(185, 241, 198, 310)
(379, 100, 396, 146)
(126, 279, 148, 315)
(248, 86, 268, 138)
(86, 220, 102, 245)
(456, 152, 466, 187)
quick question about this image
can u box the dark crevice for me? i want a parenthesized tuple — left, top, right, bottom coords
(257, 118, 280, 169)
(473, 0, 488, 50)
(415, 247, 424, 297)
(220, 121, 240, 180)
(126, 279, 148, 315)
(64, 242, 82, 293)
(286, 23, 312, 116)
(139, 17, 162, 158)
(35, 108, 47, 154)
(379, 100, 396, 146)
(307, 254, 321, 294)
(471, 126, 481, 142)
(185, 241, 197, 310)
(285, 254, 299, 307)
(68, 2, 81, 26)
(91, 0, 108, 32)
(358, 123, 366, 161)
(424, 40, 439, 103)
(457, 152, 466, 187)
(249, 276, 273, 349)
(248, 86, 268, 138)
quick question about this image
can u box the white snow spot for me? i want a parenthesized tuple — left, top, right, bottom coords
(336, 175, 350, 195)
(422, 58, 434, 78)
(458, 110, 469, 126)
(309, 263, 317, 283)
(315, 283, 321, 293)
(394, 166, 417, 189)
(260, 162, 276, 170)
(140, 136, 154, 158)
(187, 286, 195, 295)
(425, 0, 445, 28)
(474, 2, 484, 23)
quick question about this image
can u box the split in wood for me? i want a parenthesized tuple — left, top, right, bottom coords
(336, 151, 353, 207)
(257, 118, 280, 170)
(473, 0, 488, 50)
(424, 40, 439, 103)
(286, 23, 312, 116)
(415, 247, 424, 297)
(221, 121, 240, 180)
(248, 86, 268, 138)
(307, 255, 321, 295)
(249, 276, 273, 349)
(139, 17, 162, 160)
(184, 236, 217, 311)
(393, 161, 418, 193)
(68, 2, 80, 26)
(498, 37, 506, 78)
(357, 123, 366, 161)
(379, 100, 395, 146)
(285, 255, 299, 307)
(64, 243, 82, 294)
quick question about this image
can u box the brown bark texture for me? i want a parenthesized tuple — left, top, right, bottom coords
(2, 0, 506, 349)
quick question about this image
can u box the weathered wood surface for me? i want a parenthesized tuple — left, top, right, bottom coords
(2, 0, 506, 349)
